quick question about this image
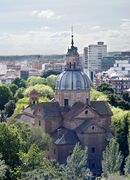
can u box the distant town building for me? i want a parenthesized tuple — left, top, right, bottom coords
(20, 70, 29, 80)
(113, 60, 130, 77)
(42, 62, 65, 72)
(84, 42, 107, 80)
(101, 56, 130, 71)
(109, 77, 130, 95)
(95, 67, 130, 95)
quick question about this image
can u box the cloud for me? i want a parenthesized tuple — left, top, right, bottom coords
(31, 9, 62, 20)
(51, 31, 70, 38)
(90, 26, 101, 30)
(120, 19, 130, 30)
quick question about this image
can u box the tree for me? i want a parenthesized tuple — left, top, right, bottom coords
(8, 84, 18, 95)
(0, 154, 7, 180)
(102, 138, 123, 177)
(63, 143, 91, 180)
(12, 78, 26, 88)
(24, 84, 54, 99)
(97, 82, 114, 94)
(42, 70, 61, 78)
(124, 155, 130, 176)
(0, 123, 21, 168)
(0, 85, 13, 110)
(25, 127, 51, 152)
(27, 76, 46, 86)
(112, 113, 129, 171)
(20, 144, 43, 171)
(14, 88, 24, 101)
(46, 75, 57, 89)
(5, 100, 16, 117)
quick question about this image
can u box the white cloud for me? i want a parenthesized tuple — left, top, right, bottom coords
(51, 31, 70, 38)
(90, 26, 101, 30)
(120, 19, 130, 30)
(31, 9, 62, 20)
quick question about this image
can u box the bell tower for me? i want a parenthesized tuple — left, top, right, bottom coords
(29, 89, 39, 105)
(65, 27, 82, 71)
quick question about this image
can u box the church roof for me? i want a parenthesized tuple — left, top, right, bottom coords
(90, 101, 113, 116)
(53, 127, 79, 145)
(38, 102, 62, 118)
(15, 114, 35, 125)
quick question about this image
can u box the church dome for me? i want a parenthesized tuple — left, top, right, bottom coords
(55, 70, 90, 90)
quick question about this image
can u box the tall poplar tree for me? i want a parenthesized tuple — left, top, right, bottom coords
(102, 138, 123, 177)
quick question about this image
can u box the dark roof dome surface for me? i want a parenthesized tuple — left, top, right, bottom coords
(55, 70, 90, 90)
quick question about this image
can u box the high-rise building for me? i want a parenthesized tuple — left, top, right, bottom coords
(84, 42, 107, 80)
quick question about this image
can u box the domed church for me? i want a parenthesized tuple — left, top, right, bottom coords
(17, 33, 113, 175)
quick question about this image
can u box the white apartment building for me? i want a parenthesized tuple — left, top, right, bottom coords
(84, 42, 107, 80)
(113, 60, 130, 76)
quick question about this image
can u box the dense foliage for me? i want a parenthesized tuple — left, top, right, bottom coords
(63, 143, 92, 180)
(96, 82, 130, 110)
(24, 84, 54, 99)
(41, 69, 61, 78)
(0, 85, 13, 110)
(27, 76, 46, 86)
(102, 138, 123, 177)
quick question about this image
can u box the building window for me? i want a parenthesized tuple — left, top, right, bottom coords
(39, 120, 41, 126)
(76, 81, 81, 89)
(86, 98, 89, 104)
(122, 67, 125, 71)
(92, 147, 95, 153)
(92, 163, 95, 168)
(92, 126, 95, 130)
(74, 62, 76, 69)
(54, 149, 56, 154)
(85, 110, 88, 115)
(64, 99, 69, 107)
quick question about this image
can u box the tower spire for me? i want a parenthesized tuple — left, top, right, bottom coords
(71, 25, 74, 47)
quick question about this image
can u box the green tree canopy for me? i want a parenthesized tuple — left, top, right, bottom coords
(102, 138, 123, 177)
(20, 144, 43, 171)
(0, 154, 7, 180)
(27, 76, 46, 86)
(0, 85, 13, 110)
(12, 78, 26, 88)
(5, 100, 16, 117)
(63, 143, 91, 180)
(41, 70, 61, 78)
(0, 122, 21, 168)
(8, 84, 18, 95)
(24, 84, 54, 99)
(124, 155, 130, 176)
(14, 88, 24, 101)
(97, 82, 114, 94)
(46, 75, 57, 89)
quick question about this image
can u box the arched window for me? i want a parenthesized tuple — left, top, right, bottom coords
(76, 81, 81, 89)
(39, 120, 41, 126)
(74, 62, 76, 69)
(92, 147, 95, 153)
(64, 99, 69, 107)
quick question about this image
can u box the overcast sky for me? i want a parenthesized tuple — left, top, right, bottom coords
(0, 0, 130, 55)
